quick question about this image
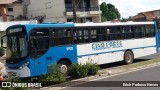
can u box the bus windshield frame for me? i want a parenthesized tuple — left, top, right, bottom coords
(6, 26, 28, 62)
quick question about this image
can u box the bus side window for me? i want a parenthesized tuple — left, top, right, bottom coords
(106, 28, 110, 40)
(90, 28, 97, 42)
(146, 25, 151, 37)
(84, 29, 89, 42)
(73, 29, 77, 44)
(30, 38, 37, 50)
(98, 27, 107, 41)
(65, 29, 73, 44)
(73, 29, 83, 44)
(150, 25, 155, 37)
(52, 28, 73, 46)
(74, 28, 89, 44)
(134, 26, 146, 38)
(107, 27, 121, 40)
(30, 29, 49, 59)
(146, 25, 155, 37)
(121, 26, 134, 39)
(90, 27, 106, 42)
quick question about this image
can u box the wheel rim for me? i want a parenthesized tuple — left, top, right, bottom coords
(60, 64, 68, 73)
(125, 53, 132, 63)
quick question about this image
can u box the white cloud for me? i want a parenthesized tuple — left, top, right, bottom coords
(99, 0, 160, 18)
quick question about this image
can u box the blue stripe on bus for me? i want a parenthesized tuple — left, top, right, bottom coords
(78, 45, 156, 57)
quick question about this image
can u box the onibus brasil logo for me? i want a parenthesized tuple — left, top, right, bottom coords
(1, 82, 42, 88)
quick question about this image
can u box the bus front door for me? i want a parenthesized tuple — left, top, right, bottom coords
(30, 28, 50, 76)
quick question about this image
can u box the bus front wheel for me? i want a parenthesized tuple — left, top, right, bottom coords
(58, 61, 70, 73)
(124, 51, 134, 64)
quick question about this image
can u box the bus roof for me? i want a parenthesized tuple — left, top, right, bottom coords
(7, 21, 155, 30)
(6, 21, 155, 33)
(75, 21, 155, 27)
(22, 21, 155, 27)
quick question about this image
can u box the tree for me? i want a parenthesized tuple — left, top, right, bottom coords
(100, 2, 120, 22)
(34, 14, 46, 23)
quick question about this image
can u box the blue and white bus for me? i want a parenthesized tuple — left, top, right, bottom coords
(1, 21, 160, 77)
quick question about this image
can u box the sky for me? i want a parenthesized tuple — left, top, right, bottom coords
(99, 0, 160, 18)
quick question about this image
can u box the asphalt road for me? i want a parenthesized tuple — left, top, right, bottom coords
(63, 65, 160, 90)
(63, 53, 160, 90)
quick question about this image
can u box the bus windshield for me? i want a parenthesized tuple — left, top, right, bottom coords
(7, 26, 28, 59)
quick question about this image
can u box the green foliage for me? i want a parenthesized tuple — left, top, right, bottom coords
(0, 47, 5, 57)
(36, 64, 66, 86)
(1, 78, 27, 90)
(101, 16, 107, 22)
(100, 2, 121, 21)
(87, 64, 100, 75)
(68, 64, 88, 78)
(68, 63, 99, 79)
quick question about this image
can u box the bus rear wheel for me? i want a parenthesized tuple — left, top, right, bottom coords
(58, 61, 70, 73)
(124, 51, 134, 64)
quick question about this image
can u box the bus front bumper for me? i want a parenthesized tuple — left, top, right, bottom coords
(6, 66, 31, 78)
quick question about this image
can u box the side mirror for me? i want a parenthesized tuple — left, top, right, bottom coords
(0, 35, 7, 48)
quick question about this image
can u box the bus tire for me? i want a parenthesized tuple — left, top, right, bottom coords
(124, 51, 134, 64)
(58, 61, 70, 73)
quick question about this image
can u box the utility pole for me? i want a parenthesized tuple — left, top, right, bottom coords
(73, 0, 77, 23)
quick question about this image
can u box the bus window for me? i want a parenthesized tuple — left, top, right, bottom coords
(146, 25, 151, 37)
(73, 29, 82, 43)
(121, 26, 134, 39)
(150, 25, 155, 37)
(84, 29, 89, 42)
(134, 26, 146, 38)
(90, 28, 98, 42)
(107, 27, 121, 40)
(98, 27, 107, 41)
(146, 25, 155, 37)
(30, 29, 49, 59)
(90, 27, 107, 42)
(52, 28, 73, 46)
(73, 27, 89, 44)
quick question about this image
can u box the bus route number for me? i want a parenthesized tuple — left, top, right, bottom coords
(66, 47, 73, 51)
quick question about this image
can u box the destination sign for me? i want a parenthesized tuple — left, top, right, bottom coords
(92, 41, 122, 50)
(8, 27, 23, 34)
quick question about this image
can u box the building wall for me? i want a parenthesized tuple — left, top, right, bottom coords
(27, 0, 66, 22)
(26, 0, 101, 23)
(90, 0, 99, 7)
(92, 15, 101, 22)
(153, 10, 160, 17)
(0, 2, 23, 21)
(6, 2, 24, 19)
(0, 5, 7, 21)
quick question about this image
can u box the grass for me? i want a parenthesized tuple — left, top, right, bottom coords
(124, 59, 159, 69)
(107, 59, 160, 71)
